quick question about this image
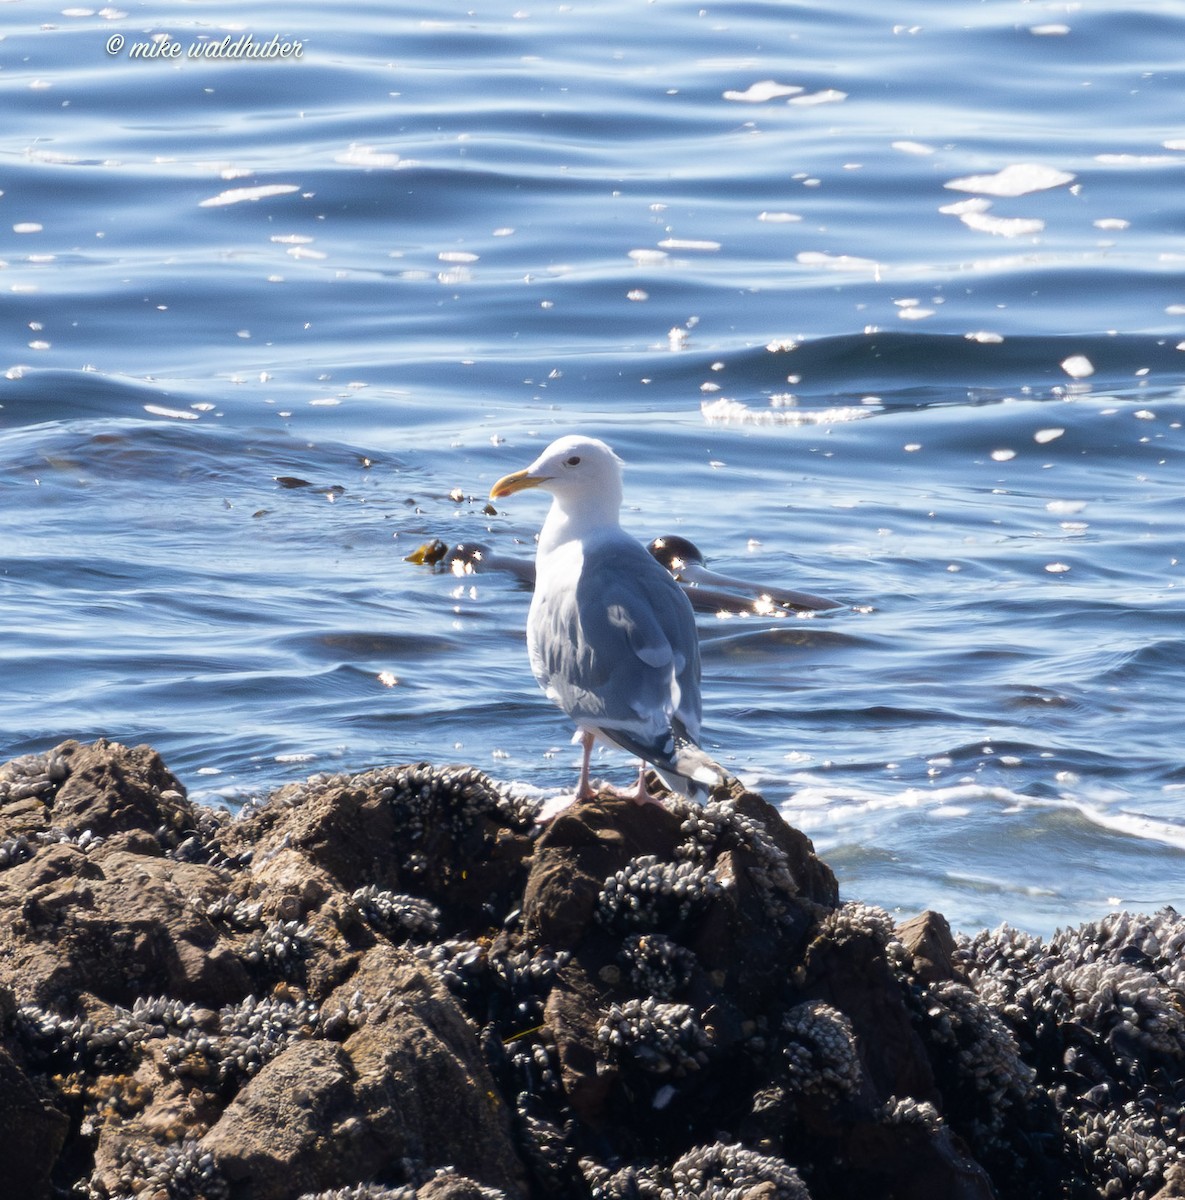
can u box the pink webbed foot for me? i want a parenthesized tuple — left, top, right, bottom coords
(627, 763, 666, 808)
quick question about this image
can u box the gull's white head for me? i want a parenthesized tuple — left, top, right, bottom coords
(489, 435, 624, 511)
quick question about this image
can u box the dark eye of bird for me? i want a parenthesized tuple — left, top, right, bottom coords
(565, 455, 581, 466)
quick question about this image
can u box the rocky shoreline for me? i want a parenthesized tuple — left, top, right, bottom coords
(0, 739, 1181, 1200)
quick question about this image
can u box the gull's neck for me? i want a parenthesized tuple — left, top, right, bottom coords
(538, 484, 623, 558)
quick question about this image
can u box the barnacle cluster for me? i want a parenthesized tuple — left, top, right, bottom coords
(514, 1108, 575, 1192)
(201, 893, 265, 931)
(597, 997, 712, 1077)
(422, 939, 568, 1028)
(0, 833, 35, 869)
(1061, 959, 1184, 1060)
(1067, 1104, 1181, 1200)
(619, 933, 698, 998)
(881, 1094, 945, 1134)
(83, 1138, 227, 1200)
(668, 1142, 812, 1199)
(914, 979, 1036, 1137)
(961, 909, 1185, 1058)
(296, 1186, 416, 1200)
(352, 885, 442, 942)
(596, 855, 722, 932)
(245, 919, 314, 978)
(420, 1168, 512, 1199)
(169, 802, 238, 868)
(12, 994, 204, 1075)
(295, 1167, 509, 1200)
(594, 794, 816, 936)
(817, 900, 898, 952)
(676, 799, 798, 922)
(413, 938, 488, 1008)
(320, 987, 371, 1039)
(582, 1141, 811, 1199)
(0, 826, 106, 869)
(15, 1003, 135, 1073)
(177, 993, 321, 1087)
(409, 937, 569, 1095)
(780, 1000, 862, 1101)
(0, 746, 70, 805)
(380, 763, 537, 843)
(957, 907, 1185, 1198)
(14, 991, 320, 1094)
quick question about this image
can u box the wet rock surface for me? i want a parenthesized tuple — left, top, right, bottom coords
(0, 739, 1181, 1200)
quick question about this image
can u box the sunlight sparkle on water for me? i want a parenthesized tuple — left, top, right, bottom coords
(944, 164, 1075, 197)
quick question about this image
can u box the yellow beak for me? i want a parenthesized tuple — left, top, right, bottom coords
(489, 469, 550, 500)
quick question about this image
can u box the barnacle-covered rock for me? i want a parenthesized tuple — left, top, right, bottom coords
(2, 740, 1181, 1200)
(245, 918, 315, 978)
(224, 762, 537, 934)
(910, 976, 1063, 1196)
(87, 1137, 228, 1200)
(579, 1142, 810, 1199)
(916, 980, 1035, 1130)
(597, 997, 712, 1077)
(297, 1186, 416, 1200)
(956, 906, 1185, 1199)
(352, 885, 442, 942)
(798, 901, 937, 1105)
(597, 854, 724, 933)
(27, 738, 193, 844)
(669, 1141, 811, 1198)
(780, 1000, 862, 1101)
(0, 845, 247, 1008)
(619, 933, 698, 998)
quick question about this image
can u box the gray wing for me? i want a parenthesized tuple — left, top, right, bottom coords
(528, 536, 702, 756)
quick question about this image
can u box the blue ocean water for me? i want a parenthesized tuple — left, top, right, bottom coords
(2, 0, 1182, 935)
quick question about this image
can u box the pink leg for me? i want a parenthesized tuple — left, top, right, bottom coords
(575, 729, 597, 800)
(630, 762, 664, 807)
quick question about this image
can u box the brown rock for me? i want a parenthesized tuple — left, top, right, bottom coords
(543, 960, 617, 1126)
(201, 947, 527, 1199)
(800, 921, 938, 1104)
(201, 1039, 359, 1199)
(897, 910, 960, 985)
(226, 765, 535, 938)
(845, 1116, 996, 1200)
(2, 739, 1170, 1200)
(523, 793, 685, 947)
(339, 947, 528, 1199)
(46, 738, 194, 840)
(0, 843, 245, 1007)
(229, 777, 400, 894)
(726, 785, 840, 908)
(417, 1174, 509, 1199)
(0, 1044, 69, 1200)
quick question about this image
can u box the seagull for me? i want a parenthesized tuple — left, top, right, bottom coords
(489, 434, 726, 804)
